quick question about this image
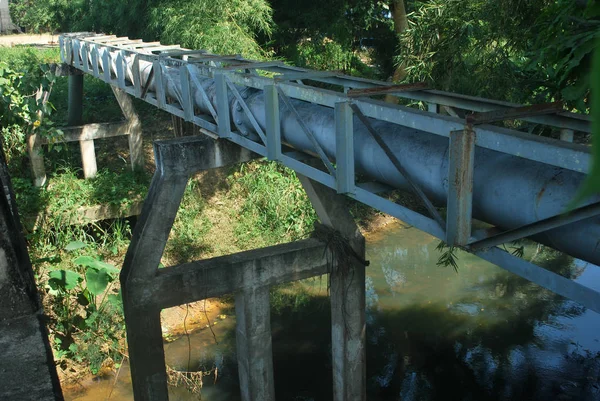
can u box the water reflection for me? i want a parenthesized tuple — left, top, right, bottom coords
(365, 223, 600, 401)
(65, 222, 600, 400)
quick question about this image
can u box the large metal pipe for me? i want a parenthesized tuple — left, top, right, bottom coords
(112, 52, 600, 266)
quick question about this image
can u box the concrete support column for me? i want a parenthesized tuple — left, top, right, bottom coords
(298, 176, 366, 401)
(122, 172, 188, 401)
(122, 305, 167, 401)
(68, 74, 84, 126)
(79, 139, 97, 178)
(121, 136, 257, 400)
(27, 133, 46, 187)
(68, 74, 98, 178)
(235, 286, 275, 401)
(112, 87, 144, 172)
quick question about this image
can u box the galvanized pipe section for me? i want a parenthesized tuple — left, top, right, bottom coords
(77, 43, 600, 266)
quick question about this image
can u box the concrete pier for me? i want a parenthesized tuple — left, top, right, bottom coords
(121, 135, 368, 400)
(299, 176, 367, 401)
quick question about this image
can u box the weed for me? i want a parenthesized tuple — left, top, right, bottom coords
(229, 160, 317, 249)
(45, 241, 124, 374)
(435, 241, 460, 273)
(165, 180, 213, 264)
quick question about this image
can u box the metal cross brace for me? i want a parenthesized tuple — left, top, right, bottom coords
(187, 66, 218, 121)
(225, 76, 268, 145)
(349, 103, 445, 229)
(469, 202, 600, 250)
(276, 86, 337, 178)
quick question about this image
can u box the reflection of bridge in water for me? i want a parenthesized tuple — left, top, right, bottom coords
(2, 31, 599, 400)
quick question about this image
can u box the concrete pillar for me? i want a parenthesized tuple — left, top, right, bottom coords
(122, 172, 188, 401)
(121, 136, 256, 400)
(298, 176, 366, 401)
(68, 74, 84, 126)
(235, 286, 275, 401)
(28, 85, 50, 187)
(68, 73, 98, 178)
(79, 139, 97, 178)
(112, 87, 144, 172)
(27, 133, 46, 187)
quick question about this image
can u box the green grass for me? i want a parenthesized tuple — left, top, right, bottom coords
(229, 160, 317, 248)
(166, 180, 213, 264)
(13, 167, 149, 217)
(0, 46, 60, 70)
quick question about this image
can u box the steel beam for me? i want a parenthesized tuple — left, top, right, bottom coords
(335, 102, 355, 194)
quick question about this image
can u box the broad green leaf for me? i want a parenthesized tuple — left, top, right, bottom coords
(74, 256, 120, 274)
(48, 269, 82, 290)
(571, 35, 600, 207)
(65, 241, 87, 251)
(85, 268, 111, 296)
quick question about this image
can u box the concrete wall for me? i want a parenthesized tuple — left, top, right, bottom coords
(0, 150, 63, 400)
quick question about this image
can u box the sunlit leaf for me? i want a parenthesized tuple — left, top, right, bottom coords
(48, 269, 82, 290)
(65, 241, 87, 251)
(74, 256, 120, 274)
(85, 268, 111, 296)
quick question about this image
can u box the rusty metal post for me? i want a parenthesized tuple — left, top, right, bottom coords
(446, 127, 475, 246)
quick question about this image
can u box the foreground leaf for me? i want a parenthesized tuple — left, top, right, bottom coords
(65, 241, 87, 251)
(74, 256, 120, 274)
(85, 268, 111, 296)
(48, 269, 82, 291)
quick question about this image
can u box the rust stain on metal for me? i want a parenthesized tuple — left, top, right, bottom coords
(347, 82, 429, 98)
(466, 101, 564, 125)
(536, 186, 547, 207)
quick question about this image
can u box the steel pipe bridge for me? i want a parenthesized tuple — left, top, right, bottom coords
(57, 32, 599, 401)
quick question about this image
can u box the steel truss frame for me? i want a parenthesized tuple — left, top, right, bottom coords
(59, 33, 600, 314)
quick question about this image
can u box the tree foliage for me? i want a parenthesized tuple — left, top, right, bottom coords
(148, 0, 274, 59)
(397, 0, 599, 112)
(10, 0, 274, 59)
(270, 0, 395, 74)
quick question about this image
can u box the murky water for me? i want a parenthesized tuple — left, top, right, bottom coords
(65, 222, 600, 400)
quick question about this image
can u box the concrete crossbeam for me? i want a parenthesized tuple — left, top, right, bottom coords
(41, 121, 131, 144)
(134, 238, 328, 309)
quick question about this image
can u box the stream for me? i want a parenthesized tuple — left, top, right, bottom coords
(65, 222, 600, 400)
